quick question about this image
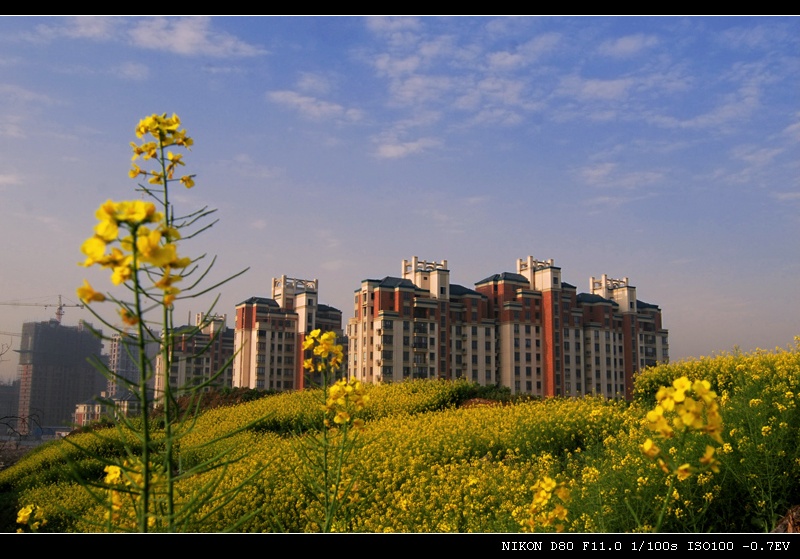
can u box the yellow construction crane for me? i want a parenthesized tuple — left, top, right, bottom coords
(0, 295, 84, 324)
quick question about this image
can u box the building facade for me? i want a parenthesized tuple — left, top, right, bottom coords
(73, 391, 140, 427)
(347, 256, 668, 400)
(16, 319, 105, 433)
(106, 332, 159, 398)
(233, 277, 343, 391)
(154, 314, 235, 399)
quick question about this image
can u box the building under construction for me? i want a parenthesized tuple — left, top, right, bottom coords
(16, 319, 105, 434)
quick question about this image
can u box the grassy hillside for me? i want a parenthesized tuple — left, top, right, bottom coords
(2, 340, 799, 533)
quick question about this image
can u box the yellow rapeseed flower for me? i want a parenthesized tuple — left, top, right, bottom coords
(77, 280, 106, 304)
(119, 308, 139, 327)
(104, 465, 122, 484)
(17, 504, 34, 525)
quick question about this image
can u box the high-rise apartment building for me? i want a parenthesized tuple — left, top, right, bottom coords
(16, 319, 105, 433)
(154, 314, 235, 399)
(233, 276, 343, 391)
(106, 331, 159, 398)
(347, 256, 668, 400)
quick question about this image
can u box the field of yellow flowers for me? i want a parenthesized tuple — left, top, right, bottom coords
(2, 340, 799, 533)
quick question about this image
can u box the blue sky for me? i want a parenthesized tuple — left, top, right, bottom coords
(0, 16, 797, 382)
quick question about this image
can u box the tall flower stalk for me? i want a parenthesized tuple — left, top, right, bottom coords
(293, 329, 368, 532)
(71, 113, 248, 532)
(634, 376, 723, 532)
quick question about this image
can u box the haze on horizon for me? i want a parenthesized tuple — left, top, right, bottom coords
(0, 16, 798, 383)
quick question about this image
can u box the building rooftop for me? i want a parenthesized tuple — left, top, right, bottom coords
(474, 272, 530, 285)
(449, 284, 484, 298)
(364, 276, 417, 289)
(637, 300, 661, 311)
(236, 296, 281, 307)
(576, 293, 619, 306)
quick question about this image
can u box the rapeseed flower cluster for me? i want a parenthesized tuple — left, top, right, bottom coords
(303, 329, 344, 372)
(641, 376, 723, 481)
(78, 114, 197, 311)
(103, 458, 163, 531)
(16, 503, 46, 532)
(325, 378, 368, 429)
(521, 476, 570, 533)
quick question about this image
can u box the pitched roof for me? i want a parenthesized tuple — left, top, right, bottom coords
(237, 296, 280, 307)
(450, 283, 484, 297)
(576, 293, 619, 306)
(475, 272, 529, 285)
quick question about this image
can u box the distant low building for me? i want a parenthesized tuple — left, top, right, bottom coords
(73, 391, 140, 427)
(0, 379, 19, 428)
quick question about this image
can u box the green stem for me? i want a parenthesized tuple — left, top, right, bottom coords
(654, 476, 674, 533)
(130, 223, 150, 533)
(158, 135, 176, 531)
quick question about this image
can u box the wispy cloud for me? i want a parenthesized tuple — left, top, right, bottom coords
(560, 75, 636, 101)
(580, 162, 664, 189)
(597, 34, 659, 58)
(375, 136, 441, 159)
(229, 154, 283, 180)
(366, 16, 422, 34)
(24, 17, 266, 58)
(0, 173, 23, 188)
(31, 16, 118, 42)
(296, 72, 332, 95)
(267, 90, 363, 122)
(783, 114, 800, 142)
(0, 84, 58, 105)
(0, 116, 24, 138)
(486, 32, 561, 70)
(112, 62, 149, 81)
(128, 17, 266, 57)
(731, 145, 783, 167)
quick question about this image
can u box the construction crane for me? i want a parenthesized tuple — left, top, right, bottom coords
(0, 295, 84, 324)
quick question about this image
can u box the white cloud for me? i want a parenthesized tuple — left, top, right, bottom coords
(366, 17, 421, 34)
(228, 154, 283, 180)
(487, 33, 561, 71)
(297, 72, 332, 95)
(0, 173, 22, 187)
(375, 137, 441, 159)
(783, 115, 800, 142)
(315, 229, 341, 250)
(267, 90, 362, 122)
(732, 145, 783, 167)
(112, 62, 149, 81)
(470, 107, 523, 126)
(129, 17, 266, 57)
(0, 84, 57, 105)
(720, 25, 778, 50)
(772, 191, 800, 201)
(580, 162, 664, 189)
(648, 78, 761, 130)
(320, 259, 348, 271)
(32, 17, 119, 42)
(390, 74, 454, 106)
(566, 76, 636, 101)
(522, 33, 561, 58)
(487, 51, 525, 70)
(373, 54, 421, 79)
(598, 34, 659, 58)
(0, 116, 24, 138)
